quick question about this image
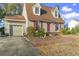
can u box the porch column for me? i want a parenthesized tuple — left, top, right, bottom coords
(34, 21, 36, 29)
(41, 22, 43, 29)
(47, 23, 50, 32)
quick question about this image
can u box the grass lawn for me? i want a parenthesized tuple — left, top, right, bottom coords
(28, 35, 79, 56)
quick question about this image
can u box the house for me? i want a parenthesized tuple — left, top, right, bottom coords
(4, 3, 64, 36)
(68, 19, 79, 29)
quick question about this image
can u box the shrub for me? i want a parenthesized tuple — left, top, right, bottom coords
(35, 28, 45, 37)
(27, 26, 45, 37)
(27, 26, 35, 37)
(70, 28, 77, 35)
(61, 27, 78, 35)
(0, 27, 5, 35)
(46, 32, 49, 36)
(75, 27, 79, 33)
(61, 28, 71, 35)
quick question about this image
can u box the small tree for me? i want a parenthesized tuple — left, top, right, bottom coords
(27, 26, 35, 37)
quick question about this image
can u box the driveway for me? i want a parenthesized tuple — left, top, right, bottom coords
(0, 36, 41, 56)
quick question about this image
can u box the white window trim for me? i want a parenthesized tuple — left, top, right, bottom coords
(52, 7, 59, 18)
(34, 7, 40, 15)
(32, 3, 41, 16)
(54, 10, 58, 18)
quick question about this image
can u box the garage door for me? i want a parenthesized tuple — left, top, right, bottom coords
(10, 25, 23, 36)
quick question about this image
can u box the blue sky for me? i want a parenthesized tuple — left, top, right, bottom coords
(42, 3, 79, 25)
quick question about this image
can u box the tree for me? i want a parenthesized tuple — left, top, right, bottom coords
(0, 9, 6, 19)
(4, 4, 17, 15)
(4, 4, 23, 15)
(15, 4, 23, 15)
(0, 4, 17, 20)
(0, 4, 22, 19)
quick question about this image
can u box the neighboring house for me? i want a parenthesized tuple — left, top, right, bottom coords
(68, 20, 79, 29)
(4, 3, 64, 36)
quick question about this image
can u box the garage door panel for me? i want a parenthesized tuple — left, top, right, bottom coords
(10, 25, 23, 36)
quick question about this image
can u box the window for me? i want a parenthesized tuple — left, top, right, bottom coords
(35, 7, 39, 14)
(54, 7, 60, 18)
(55, 11, 58, 17)
(55, 10, 57, 17)
(35, 7, 40, 14)
(55, 24, 59, 31)
(33, 4, 41, 15)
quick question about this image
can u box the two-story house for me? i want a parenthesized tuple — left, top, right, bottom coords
(4, 3, 64, 36)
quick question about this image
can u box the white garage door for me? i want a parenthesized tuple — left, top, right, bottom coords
(12, 25, 23, 36)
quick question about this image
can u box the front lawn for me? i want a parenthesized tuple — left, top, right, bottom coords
(28, 35, 79, 56)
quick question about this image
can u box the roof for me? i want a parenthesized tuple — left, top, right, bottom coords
(4, 15, 25, 21)
(4, 3, 64, 24)
(26, 3, 64, 24)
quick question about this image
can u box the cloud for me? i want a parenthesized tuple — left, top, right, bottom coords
(62, 6, 72, 12)
(62, 12, 79, 19)
(73, 4, 77, 6)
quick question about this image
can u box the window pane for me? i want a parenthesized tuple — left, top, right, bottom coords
(55, 11, 57, 17)
(35, 7, 39, 14)
(55, 24, 59, 31)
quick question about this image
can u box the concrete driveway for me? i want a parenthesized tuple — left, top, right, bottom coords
(0, 36, 41, 56)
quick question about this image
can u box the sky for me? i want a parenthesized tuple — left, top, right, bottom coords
(0, 3, 79, 27)
(42, 3, 79, 25)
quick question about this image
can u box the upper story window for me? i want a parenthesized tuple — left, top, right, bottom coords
(53, 6, 60, 18)
(33, 3, 41, 16)
(35, 7, 40, 15)
(55, 10, 57, 17)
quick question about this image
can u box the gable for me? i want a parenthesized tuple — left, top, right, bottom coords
(25, 3, 64, 23)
